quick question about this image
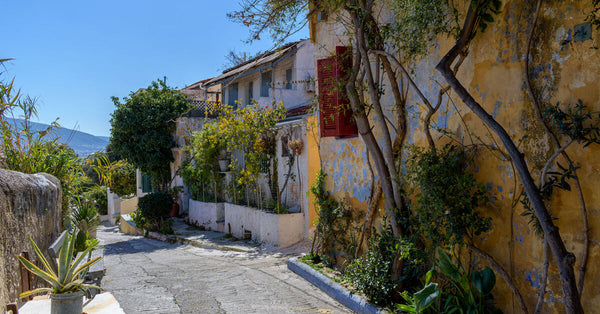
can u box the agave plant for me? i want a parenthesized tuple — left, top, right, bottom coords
(70, 201, 100, 233)
(17, 232, 102, 298)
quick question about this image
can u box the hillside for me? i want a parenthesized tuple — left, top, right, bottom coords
(6, 119, 109, 157)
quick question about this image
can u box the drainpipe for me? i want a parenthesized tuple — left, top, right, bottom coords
(271, 64, 275, 104)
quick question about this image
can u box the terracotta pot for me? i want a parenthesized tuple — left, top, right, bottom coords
(170, 203, 180, 217)
(51, 291, 83, 314)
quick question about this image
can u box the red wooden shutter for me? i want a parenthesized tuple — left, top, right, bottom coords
(335, 46, 357, 137)
(317, 46, 357, 138)
(317, 57, 338, 137)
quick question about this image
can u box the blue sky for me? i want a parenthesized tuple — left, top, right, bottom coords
(1, 1, 308, 137)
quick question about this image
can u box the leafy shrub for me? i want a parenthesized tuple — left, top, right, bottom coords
(160, 219, 174, 235)
(137, 192, 173, 231)
(180, 122, 225, 202)
(344, 234, 398, 305)
(109, 160, 136, 197)
(435, 247, 501, 314)
(397, 270, 441, 314)
(130, 209, 149, 231)
(310, 170, 359, 265)
(406, 144, 490, 247)
(82, 185, 108, 215)
(344, 222, 428, 306)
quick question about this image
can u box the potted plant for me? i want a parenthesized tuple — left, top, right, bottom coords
(217, 149, 231, 172)
(287, 138, 304, 156)
(168, 186, 184, 217)
(17, 232, 103, 314)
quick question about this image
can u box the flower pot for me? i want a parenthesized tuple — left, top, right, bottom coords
(51, 291, 83, 314)
(170, 202, 180, 217)
(218, 159, 230, 172)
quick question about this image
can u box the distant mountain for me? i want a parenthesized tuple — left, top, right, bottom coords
(6, 119, 109, 157)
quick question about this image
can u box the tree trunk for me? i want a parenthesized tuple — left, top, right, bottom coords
(435, 3, 582, 311)
(346, 10, 402, 238)
(436, 61, 583, 314)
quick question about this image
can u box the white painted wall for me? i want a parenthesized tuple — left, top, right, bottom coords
(224, 203, 304, 247)
(106, 187, 121, 226)
(188, 200, 224, 231)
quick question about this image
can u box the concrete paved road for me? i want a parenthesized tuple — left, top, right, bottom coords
(98, 224, 350, 313)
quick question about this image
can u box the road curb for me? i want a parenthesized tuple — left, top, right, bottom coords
(120, 215, 252, 253)
(287, 257, 386, 314)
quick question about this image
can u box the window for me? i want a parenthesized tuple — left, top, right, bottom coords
(285, 69, 292, 89)
(248, 81, 254, 105)
(141, 172, 155, 193)
(317, 46, 358, 138)
(228, 83, 238, 109)
(281, 136, 289, 157)
(260, 70, 272, 97)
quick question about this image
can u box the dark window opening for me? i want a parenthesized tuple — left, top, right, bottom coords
(228, 82, 239, 109)
(248, 81, 254, 105)
(261, 71, 272, 97)
(281, 136, 289, 157)
(285, 69, 292, 89)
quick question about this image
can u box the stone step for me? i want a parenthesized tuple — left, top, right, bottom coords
(216, 221, 225, 233)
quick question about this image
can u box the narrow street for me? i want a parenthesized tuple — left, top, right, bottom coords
(98, 224, 350, 313)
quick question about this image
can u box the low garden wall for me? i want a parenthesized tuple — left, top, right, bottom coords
(224, 203, 304, 247)
(0, 169, 62, 307)
(188, 199, 224, 232)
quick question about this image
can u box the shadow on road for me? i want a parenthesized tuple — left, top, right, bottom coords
(98, 224, 183, 256)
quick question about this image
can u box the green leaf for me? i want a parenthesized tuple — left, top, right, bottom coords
(472, 270, 483, 294)
(17, 255, 61, 288)
(19, 287, 52, 299)
(437, 247, 460, 282)
(425, 269, 433, 285)
(415, 283, 440, 311)
(27, 236, 56, 278)
(481, 13, 495, 23)
(480, 267, 496, 294)
(396, 304, 417, 313)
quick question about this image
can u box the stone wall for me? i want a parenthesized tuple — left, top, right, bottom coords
(0, 169, 62, 307)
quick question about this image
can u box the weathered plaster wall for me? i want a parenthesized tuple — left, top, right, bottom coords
(0, 169, 62, 307)
(171, 117, 205, 214)
(311, 0, 600, 312)
(188, 200, 224, 231)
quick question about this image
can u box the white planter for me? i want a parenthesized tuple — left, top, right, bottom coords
(188, 199, 224, 231)
(218, 159, 230, 172)
(224, 203, 304, 247)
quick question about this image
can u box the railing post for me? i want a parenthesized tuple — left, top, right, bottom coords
(19, 251, 32, 301)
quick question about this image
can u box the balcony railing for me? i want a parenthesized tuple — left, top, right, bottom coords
(186, 100, 221, 118)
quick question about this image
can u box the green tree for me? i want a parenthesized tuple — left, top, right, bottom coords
(109, 78, 189, 190)
(109, 160, 136, 197)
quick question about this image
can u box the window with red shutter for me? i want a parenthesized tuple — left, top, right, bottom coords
(317, 46, 358, 138)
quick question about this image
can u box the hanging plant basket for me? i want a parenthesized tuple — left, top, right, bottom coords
(288, 139, 304, 156)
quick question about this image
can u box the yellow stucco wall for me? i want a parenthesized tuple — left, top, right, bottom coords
(311, 0, 600, 312)
(306, 115, 321, 229)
